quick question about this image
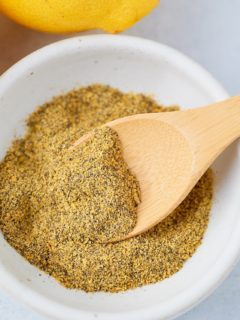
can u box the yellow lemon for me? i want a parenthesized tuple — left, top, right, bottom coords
(0, 0, 159, 33)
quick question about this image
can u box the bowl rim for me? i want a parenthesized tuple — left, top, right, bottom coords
(1, 34, 239, 320)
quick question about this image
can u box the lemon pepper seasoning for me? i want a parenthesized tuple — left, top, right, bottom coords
(46, 126, 140, 243)
(0, 84, 213, 292)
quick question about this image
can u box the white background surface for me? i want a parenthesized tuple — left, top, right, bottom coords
(0, 0, 240, 319)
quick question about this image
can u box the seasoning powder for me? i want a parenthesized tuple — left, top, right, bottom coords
(45, 126, 140, 243)
(0, 85, 213, 292)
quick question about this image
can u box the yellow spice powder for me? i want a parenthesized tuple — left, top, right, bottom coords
(0, 84, 213, 292)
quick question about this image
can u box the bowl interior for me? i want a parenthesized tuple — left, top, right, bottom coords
(0, 36, 239, 320)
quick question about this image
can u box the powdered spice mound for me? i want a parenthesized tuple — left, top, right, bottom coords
(47, 126, 140, 243)
(0, 84, 213, 292)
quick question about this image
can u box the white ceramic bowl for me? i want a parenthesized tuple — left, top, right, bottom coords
(0, 35, 239, 320)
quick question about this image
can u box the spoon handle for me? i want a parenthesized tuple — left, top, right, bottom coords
(156, 96, 240, 176)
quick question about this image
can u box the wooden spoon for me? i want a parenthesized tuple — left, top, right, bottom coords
(73, 96, 240, 240)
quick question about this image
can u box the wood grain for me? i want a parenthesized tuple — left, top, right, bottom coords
(0, 15, 66, 75)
